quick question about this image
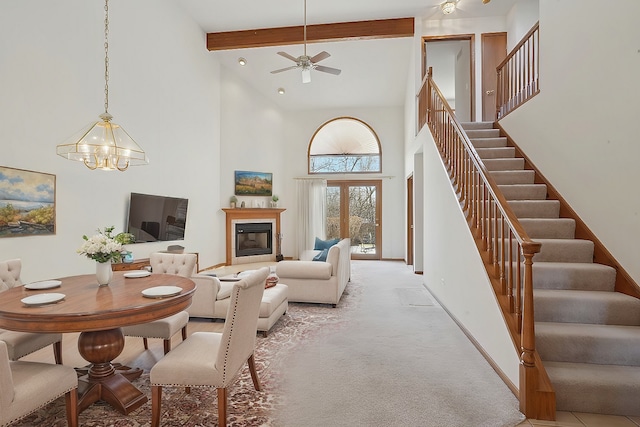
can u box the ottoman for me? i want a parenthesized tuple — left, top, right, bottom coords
(256, 283, 288, 336)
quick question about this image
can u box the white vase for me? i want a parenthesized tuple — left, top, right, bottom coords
(96, 260, 113, 286)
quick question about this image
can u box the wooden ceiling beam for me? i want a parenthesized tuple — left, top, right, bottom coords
(206, 17, 414, 51)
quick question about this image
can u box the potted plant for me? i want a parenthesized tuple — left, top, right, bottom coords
(230, 195, 238, 208)
(271, 194, 279, 208)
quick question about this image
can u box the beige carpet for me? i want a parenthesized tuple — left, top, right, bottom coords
(13, 260, 525, 426)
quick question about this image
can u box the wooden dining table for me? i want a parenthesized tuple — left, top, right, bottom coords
(0, 271, 196, 415)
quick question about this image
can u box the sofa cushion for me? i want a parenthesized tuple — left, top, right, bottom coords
(276, 261, 332, 280)
(217, 281, 234, 300)
(312, 248, 329, 262)
(314, 237, 340, 250)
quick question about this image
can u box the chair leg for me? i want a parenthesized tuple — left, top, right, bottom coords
(248, 353, 262, 391)
(217, 387, 227, 427)
(163, 339, 171, 355)
(181, 325, 187, 341)
(151, 385, 162, 427)
(65, 388, 78, 427)
(143, 338, 149, 350)
(53, 341, 63, 365)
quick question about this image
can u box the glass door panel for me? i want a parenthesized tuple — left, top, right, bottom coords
(326, 180, 381, 260)
(325, 186, 342, 240)
(349, 185, 377, 257)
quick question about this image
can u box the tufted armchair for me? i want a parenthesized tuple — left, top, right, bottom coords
(0, 340, 78, 426)
(121, 253, 197, 354)
(0, 259, 63, 364)
(150, 267, 268, 427)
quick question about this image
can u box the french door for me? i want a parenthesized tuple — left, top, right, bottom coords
(326, 180, 381, 260)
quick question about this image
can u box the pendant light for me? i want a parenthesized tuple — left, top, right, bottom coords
(56, 0, 148, 171)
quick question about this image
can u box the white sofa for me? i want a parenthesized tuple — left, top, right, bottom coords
(188, 271, 288, 335)
(275, 238, 351, 307)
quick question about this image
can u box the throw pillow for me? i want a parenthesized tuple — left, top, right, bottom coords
(312, 248, 329, 262)
(314, 237, 340, 251)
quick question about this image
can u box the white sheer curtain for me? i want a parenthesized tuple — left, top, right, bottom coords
(295, 179, 327, 259)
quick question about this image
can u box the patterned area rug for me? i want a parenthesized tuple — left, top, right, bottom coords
(13, 283, 361, 427)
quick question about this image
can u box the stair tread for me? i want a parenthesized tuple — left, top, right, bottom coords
(534, 288, 639, 302)
(545, 361, 640, 416)
(545, 360, 640, 382)
(534, 289, 640, 326)
(537, 322, 640, 366)
(537, 321, 640, 337)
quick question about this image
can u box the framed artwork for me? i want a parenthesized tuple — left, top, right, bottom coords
(0, 166, 56, 237)
(234, 171, 273, 196)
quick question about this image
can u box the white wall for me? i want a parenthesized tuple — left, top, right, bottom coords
(500, 0, 640, 283)
(0, 0, 222, 281)
(419, 126, 521, 386)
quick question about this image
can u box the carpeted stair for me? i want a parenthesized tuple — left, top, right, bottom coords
(461, 121, 640, 417)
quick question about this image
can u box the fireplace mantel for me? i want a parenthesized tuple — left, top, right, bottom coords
(222, 208, 286, 265)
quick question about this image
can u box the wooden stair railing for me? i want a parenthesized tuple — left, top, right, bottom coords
(417, 67, 555, 420)
(496, 22, 540, 119)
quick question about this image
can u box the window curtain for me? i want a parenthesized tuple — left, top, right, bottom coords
(295, 179, 327, 259)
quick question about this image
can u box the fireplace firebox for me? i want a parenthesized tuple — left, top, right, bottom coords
(235, 222, 273, 258)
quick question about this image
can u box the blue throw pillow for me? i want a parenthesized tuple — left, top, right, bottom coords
(313, 248, 329, 262)
(314, 237, 340, 251)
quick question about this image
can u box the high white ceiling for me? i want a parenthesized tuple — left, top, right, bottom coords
(176, 0, 517, 111)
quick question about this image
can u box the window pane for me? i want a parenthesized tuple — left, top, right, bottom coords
(310, 155, 381, 173)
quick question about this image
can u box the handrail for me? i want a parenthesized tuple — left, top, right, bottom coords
(496, 22, 540, 119)
(417, 66, 555, 420)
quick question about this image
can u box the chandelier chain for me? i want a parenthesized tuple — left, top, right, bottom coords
(104, 0, 110, 114)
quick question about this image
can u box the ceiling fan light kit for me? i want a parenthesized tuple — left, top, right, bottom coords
(270, 0, 341, 83)
(441, 1, 457, 14)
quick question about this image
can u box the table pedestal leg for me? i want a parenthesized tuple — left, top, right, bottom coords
(76, 328, 148, 414)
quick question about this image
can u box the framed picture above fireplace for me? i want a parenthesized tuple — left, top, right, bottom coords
(234, 170, 273, 196)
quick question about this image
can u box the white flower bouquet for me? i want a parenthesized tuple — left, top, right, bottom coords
(78, 226, 134, 263)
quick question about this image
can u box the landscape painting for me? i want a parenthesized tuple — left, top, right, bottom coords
(0, 166, 56, 237)
(234, 170, 273, 196)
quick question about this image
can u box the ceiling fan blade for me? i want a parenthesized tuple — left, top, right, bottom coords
(277, 51, 299, 63)
(310, 51, 330, 63)
(271, 66, 299, 74)
(315, 65, 342, 76)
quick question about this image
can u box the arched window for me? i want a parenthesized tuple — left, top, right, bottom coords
(308, 117, 382, 174)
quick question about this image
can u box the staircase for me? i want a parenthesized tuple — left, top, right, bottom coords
(462, 121, 640, 417)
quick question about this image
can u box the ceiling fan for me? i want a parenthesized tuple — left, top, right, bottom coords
(270, 0, 341, 83)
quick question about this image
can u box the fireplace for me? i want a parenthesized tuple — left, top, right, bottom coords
(235, 222, 272, 258)
(222, 208, 285, 265)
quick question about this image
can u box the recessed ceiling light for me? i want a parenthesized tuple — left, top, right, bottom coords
(238, 57, 247, 66)
(278, 88, 285, 95)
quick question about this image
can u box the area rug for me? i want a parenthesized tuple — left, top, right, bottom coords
(13, 280, 360, 427)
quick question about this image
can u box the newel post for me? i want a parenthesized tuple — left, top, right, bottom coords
(519, 241, 541, 416)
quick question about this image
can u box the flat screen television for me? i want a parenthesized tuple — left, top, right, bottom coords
(126, 192, 188, 242)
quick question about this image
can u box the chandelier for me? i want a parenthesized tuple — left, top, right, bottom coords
(56, 0, 148, 171)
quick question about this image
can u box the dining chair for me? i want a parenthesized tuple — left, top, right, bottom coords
(150, 267, 268, 427)
(0, 340, 78, 427)
(121, 252, 195, 354)
(0, 258, 63, 364)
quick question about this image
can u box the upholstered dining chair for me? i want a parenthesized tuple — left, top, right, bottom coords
(0, 258, 63, 364)
(121, 252, 196, 354)
(0, 340, 78, 427)
(150, 267, 268, 427)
